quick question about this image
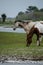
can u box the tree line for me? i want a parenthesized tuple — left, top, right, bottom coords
(16, 6, 43, 21)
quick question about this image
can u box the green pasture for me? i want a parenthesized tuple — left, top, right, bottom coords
(0, 32, 43, 59)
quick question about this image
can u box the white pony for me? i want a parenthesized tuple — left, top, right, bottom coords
(13, 20, 43, 46)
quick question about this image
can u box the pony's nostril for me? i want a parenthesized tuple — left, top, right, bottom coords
(13, 28, 16, 30)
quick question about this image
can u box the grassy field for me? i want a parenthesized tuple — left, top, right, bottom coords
(0, 32, 43, 60)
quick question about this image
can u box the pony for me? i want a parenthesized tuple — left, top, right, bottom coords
(13, 20, 43, 47)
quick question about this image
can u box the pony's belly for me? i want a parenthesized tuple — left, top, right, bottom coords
(35, 23, 43, 33)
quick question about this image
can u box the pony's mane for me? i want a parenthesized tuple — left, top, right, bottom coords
(14, 20, 24, 23)
(14, 20, 29, 24)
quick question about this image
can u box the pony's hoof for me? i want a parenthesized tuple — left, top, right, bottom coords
(26, 44, 30, 47)
(37, 44, 40, 46)
(39, 44, 40, 46)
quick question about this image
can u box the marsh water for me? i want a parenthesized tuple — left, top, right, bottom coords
(0, 26, 25, 33)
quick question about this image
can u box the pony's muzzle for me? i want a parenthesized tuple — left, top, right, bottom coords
(13, 28, 16, 30)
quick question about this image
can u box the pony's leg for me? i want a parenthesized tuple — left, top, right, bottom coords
(26, 27, 34, 47)
(37, 35, 42, 46)
(37, 40, 40, 46)
(26, 34, 29, 46)
(39, 35, 42, 42)
(26, 34, 32, 47)
(34, 28, 40, 46)
(37, 35, 40, 46)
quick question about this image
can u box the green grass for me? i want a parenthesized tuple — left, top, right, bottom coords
(0, 32, 43, 59)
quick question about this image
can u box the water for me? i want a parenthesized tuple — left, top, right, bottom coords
(0, 61, 43, 65)
(0, 26, 25, 33)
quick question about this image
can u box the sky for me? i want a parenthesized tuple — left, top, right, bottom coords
(0, 0, 43, 18)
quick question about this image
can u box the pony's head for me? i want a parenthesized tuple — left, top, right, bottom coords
(13, 20, 24, 30)
(13, 20, 19, 30)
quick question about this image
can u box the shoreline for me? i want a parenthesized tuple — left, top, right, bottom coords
(0, 55, 43, 63)
(0, 60, 43, 64)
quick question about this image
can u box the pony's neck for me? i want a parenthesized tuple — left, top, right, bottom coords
(19, 22, 29, 34)
(19, 22, 35, 34)
(19, 22, 26, 28)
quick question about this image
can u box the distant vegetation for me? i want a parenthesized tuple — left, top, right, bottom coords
(1, 13, 6, 23)
(16, 6, 43, 21)
(0, 17, 15, 25)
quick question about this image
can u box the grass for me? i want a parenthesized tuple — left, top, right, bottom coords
(0, 32, 43, 60)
